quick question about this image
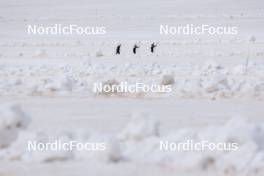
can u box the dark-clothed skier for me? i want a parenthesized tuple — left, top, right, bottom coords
(116, 44, 121, 55)
(133, 44, 139, 54)
(150, 42, 157, 53)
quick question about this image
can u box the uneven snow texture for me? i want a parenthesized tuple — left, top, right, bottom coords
(1, 111, 264, 175)
(0, 104, 30, 148)
(0, 60, 264, 99)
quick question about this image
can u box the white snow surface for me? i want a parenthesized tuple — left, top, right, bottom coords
(0, 60, 264, 99)
(1, 111, 264, 175)
(0, 0, 264, 175)
(0, 104, 30, 148)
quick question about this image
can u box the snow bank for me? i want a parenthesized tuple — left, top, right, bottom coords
(112, 115, 264, 174)
(1, 112, 264, 174)
(0, 61, 264, 99)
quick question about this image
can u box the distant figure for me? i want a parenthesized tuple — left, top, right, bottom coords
(116, 44, 121, 55)
(133, 44, 139, 54)
(150, 42, 157, 53)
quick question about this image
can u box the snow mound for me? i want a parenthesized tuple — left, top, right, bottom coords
(0, 104, 30, 148)
(95, 50, 104, 57)
(249, 35, 256, 43)
(1, 61, 264, 99)
(34, 49, 47, 57)
(160, 75, 175, 85)
(30, 75, 76, 96)
(114, 116, 264, 174)
(118, 112, 160, 141)
(1, 112, 264, 174)
(96, 79, 120, 96)
(107, 139, 124, 163)
(0, 131, 73, 162)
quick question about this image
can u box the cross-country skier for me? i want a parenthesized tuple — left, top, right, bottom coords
(150, 42, 157, 53)
(116, 44, 121, 55)
(133, 44, 139, 54)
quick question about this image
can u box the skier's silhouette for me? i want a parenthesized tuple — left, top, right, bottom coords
(150, 42, 157, 53)
(116, 44, 121, 55)
(133, 44, 139, 54)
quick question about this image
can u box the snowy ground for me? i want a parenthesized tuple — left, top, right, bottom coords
(0, 0, 264, 175)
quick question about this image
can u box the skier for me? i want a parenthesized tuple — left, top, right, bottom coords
(150, 42, 157, 53)
(116, 44, 121, 55)
(133, 44, 139, 54)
